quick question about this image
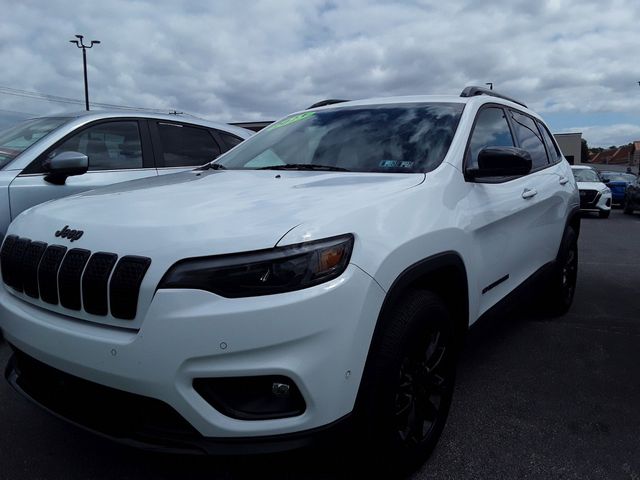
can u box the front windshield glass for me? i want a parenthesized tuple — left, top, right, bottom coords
(216, 103, 464, 173)
(572, 168, 601, 183)
(0, 117, 68, 168)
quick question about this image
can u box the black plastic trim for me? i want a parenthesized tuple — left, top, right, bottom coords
(5, 348, 352, 455)
(109, 255, 151, 320)
(58, 248, 91, 310)
(460, 86, 527, 107)
(482, 274, 509, 294)
(82, 252, 118, 316)
(21, 241, 47, 298)
(38, 245, 67, 304)
(307, 99, 350, 109)
(475, 261, 555, 324)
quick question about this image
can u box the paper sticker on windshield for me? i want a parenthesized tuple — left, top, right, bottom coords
(379, 160, 414, 169)
(267, 111, 316, 130)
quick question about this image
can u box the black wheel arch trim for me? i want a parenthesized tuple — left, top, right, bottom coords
(355, 251, 469, 407)
(376, 251, 469, 328)
(564, 205, 581, 240)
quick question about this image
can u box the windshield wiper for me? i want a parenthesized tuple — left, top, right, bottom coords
(197, 162, 227, 171)
(258, 163, 350, 172)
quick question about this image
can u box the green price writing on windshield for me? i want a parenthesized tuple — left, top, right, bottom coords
(267, 111, 316, 130)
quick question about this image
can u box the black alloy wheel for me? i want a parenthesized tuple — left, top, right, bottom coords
(394, 325, 451, 446)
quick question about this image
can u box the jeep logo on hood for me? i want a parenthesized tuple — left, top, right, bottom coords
(55, 225, 84, 242)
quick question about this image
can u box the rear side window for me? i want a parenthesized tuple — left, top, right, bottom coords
(537, 121, 561, 163)
(218, 132, 243, 150)
(467, 107, 514, 170)
(509, 110, 548, 169)
(156, 123, 221, 167)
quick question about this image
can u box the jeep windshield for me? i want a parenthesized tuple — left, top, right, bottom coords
(0, 117, 68, 168)
(215, 103, 464, 173)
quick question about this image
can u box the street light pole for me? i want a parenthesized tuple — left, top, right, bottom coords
(69, 35, 100, 111)
(485, 82, 494, 90)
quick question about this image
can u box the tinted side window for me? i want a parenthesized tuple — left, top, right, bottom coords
(467, 107, 514, 169)
(537, 121, 561, 163)
(54, 121, 143, 170)
(509, 111, 548, 169)
(218, 132, 243, 150)
(157, 123, 221, 167)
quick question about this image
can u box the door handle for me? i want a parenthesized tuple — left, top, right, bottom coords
(559, 176, 569, 185)
(522, 188, 538, 199)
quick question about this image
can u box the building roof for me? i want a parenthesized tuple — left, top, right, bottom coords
(590, 145, 633, 165)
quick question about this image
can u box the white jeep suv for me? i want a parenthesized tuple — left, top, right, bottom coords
(0, 87, 580, 473)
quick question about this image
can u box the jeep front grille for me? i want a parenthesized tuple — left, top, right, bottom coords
(0, 235, 150, 320)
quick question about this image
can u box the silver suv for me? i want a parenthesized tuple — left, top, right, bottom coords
(0, 111, 252, 235)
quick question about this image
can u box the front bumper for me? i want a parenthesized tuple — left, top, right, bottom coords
(0, 264, 385, 447)
(579, 189, 611, 212)
(5, 348, 352, 454)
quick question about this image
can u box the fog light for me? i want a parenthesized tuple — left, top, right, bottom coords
(193, 375, 306, 420)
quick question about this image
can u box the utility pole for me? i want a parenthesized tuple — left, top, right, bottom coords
(485, 82, 494, 90)
(69, 35, 100, 110)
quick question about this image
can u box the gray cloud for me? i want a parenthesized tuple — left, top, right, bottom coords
(1, 0, 639, 146)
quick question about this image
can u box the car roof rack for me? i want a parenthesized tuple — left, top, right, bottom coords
(307, 99, 350, 109)
(460, 86, 527, 108)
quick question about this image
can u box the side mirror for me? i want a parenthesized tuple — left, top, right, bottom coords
(467, 146, 532, 179)
(44, 151, 89, 185)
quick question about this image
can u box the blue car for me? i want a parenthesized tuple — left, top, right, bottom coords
(600, 171, 637, 205)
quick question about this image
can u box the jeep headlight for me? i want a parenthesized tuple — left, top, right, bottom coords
(159, 234, 354, 297)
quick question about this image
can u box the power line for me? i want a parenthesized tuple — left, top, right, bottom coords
(0, 85, 176, 114)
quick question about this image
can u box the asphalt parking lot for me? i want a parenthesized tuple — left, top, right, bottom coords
(0, 209, 639, 480)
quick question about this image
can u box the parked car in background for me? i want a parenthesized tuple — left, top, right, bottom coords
(623, 174, 640, 215)
(571, 165, 612, 218)
(0, 112, 252, 236)
(600, 171, 637, 206)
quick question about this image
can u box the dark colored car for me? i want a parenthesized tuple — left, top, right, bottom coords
(600, 171, 637, 205)
(623, 175, 640, 214)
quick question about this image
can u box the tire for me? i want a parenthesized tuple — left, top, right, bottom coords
(544, 227, 578, 316)
(599, 210, 610, 219)
(354, 290, 458, 475)
(623, 200, 633, 215)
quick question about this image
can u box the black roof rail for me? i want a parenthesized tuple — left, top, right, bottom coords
(307, 99, 350, 109)
(460, 86, 527, 108)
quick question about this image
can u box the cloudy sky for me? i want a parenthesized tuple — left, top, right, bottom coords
(1, 0, 639, 147)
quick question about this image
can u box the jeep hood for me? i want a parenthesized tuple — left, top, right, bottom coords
(10, 169, 424, 259)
